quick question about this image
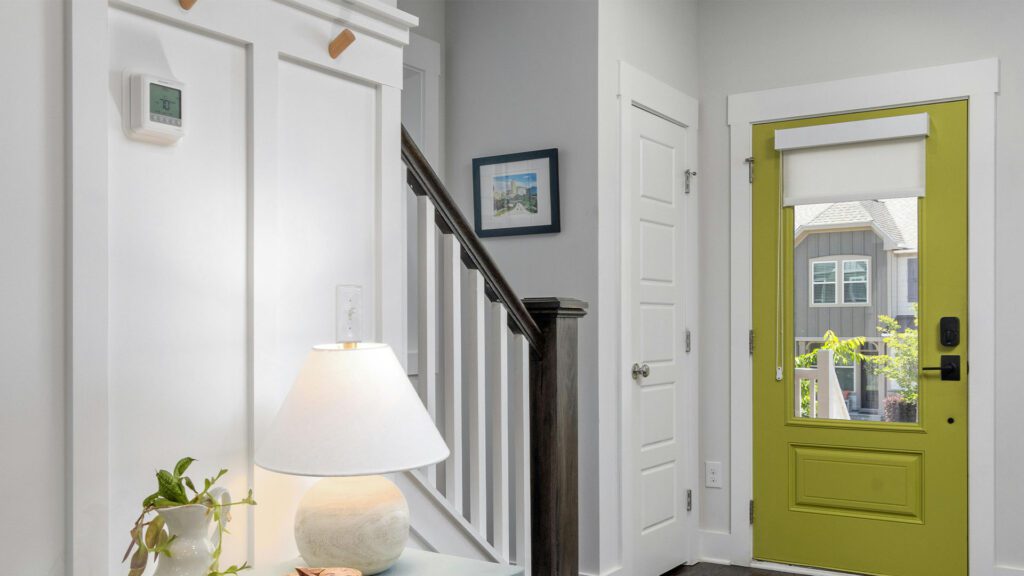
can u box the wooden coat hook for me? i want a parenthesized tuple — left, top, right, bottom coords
(329, 29, 357, 59)
(179, 0, 198, 10)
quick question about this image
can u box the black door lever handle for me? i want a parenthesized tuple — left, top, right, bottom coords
(922, 355, 961, 381)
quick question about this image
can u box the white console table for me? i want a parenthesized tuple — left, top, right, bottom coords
(255, 550, 524, 576)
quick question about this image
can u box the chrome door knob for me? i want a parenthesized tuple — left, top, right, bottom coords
(632, 362, 651, 380)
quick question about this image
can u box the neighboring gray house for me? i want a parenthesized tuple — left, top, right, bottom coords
(794, 199, 918, 418)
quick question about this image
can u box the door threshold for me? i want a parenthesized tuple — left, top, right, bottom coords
(750, 561, 866, 576)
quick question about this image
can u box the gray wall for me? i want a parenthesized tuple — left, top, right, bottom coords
(0, 0, 66, 572)
(443, 1, 601, 571)
(696, 0, 1024, 565)
(397, 0, 446, 46)
(794, 230, 888, 340)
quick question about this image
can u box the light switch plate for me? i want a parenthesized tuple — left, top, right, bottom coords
(706, 461, 723, 489)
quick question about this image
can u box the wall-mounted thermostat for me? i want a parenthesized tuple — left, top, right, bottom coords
(127, 73, 185, 144)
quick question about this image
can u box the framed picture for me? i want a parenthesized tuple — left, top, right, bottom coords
(472, 148, 560, 237)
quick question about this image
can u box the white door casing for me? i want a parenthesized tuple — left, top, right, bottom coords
(403, 31, 443, 375)
(630, 105, 691, 575)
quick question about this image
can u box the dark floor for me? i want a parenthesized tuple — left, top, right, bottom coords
(664, 563, 802, 576)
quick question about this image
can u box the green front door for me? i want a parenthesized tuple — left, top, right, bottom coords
(752, 101, 968, 575)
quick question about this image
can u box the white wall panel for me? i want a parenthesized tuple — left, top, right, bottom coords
(264, 58, 378, 561)
(107, 7, 250, 569)
(0, 0, 65, 573)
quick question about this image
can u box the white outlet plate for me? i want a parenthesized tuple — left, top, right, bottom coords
(706, 461, 723, 489)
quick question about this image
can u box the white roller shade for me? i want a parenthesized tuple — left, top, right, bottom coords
(776, 113, 928, 206)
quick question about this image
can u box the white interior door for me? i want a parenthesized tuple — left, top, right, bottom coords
(630, 105, 693, 575)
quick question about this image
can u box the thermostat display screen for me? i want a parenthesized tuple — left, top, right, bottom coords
(149, 83, 181, 119)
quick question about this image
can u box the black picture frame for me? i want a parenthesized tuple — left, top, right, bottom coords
(472, 148, 560, 238)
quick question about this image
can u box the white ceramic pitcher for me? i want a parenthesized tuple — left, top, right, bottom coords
(154, 488, 230, 576)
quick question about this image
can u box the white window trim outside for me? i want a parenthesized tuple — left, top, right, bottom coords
(808, 255, 871, 307)
(720, 58, 1000, 574)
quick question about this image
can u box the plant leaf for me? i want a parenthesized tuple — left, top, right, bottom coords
(174, 457, 197, 477)
(130, 543, 148, 572)
(184, 476, 197, 495)
(152, 496, 182, 509)
(142, 491, 160, 508)
(145, 516, 165, 549)
(122, 536, 137, 563)
(123, 521, 143, 562)
(157, 469, 188, 504)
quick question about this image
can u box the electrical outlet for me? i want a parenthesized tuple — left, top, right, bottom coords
(705, 461, 723, 489)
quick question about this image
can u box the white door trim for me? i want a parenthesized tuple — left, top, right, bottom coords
(403, 31, 442, 373)
(402, 31, 442, 172)
(723, 58, 1000, 573)
(617, 61, 700, 576)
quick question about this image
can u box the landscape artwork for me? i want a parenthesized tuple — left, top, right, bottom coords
(472, 148, 560, 237)
(491, 172, 539, 218)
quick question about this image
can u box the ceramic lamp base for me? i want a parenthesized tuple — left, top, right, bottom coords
(294, 476, 409, 575)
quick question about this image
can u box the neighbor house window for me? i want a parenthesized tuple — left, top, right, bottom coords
(812, 261, 837, 304)
(843, 259, 870, 304)
(809, 256, 871, 306)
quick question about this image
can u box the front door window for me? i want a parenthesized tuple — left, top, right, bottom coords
(793, 199, 919, 423)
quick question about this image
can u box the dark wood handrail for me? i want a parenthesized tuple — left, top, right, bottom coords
(401, 126, 542, 350)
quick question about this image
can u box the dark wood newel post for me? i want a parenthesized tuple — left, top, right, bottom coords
(524, 297, 588, 576)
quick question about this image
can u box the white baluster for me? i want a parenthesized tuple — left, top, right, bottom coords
(511, 332, 531, 573)
(489, 304, 510, 559)
(466, 269, 488, 532)
(442, 234, 463, 512)
(817, 348, 832, 419)
(417, 196, 438, 486)
(795, 375, 803, 418)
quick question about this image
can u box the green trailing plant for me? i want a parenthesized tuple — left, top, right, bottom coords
(122, 457, 256, 576)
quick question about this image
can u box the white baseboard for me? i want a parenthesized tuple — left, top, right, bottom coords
(579, 567, 623, 576)
(750, 561, 861, 576)
(699, 528, 744, 566)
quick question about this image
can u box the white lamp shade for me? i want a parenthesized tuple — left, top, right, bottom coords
(256, 343, 449, 477)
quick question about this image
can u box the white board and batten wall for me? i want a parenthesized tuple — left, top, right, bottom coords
(65, 0, 416, 574)
(0, 1, 66, 574)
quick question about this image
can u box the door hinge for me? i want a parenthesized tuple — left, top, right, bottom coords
(684, 169, 697, 194)
(749, 329, 755, 355)
(749, 500, 755, 525)
(745, 157, 755, 184)
(686, 489, 693, 512)
(685, 329, 692, 354)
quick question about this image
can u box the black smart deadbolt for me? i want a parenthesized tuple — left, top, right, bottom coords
(940, 316, 960, 347)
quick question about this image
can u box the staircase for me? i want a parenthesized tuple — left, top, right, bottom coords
(398, 127, 586, 576)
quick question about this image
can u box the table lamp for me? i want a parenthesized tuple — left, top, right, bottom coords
(256, 342, 450, 574)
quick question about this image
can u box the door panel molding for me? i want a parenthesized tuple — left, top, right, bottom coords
(790, 445, 923, 523)
(723, 59, 999, 573)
